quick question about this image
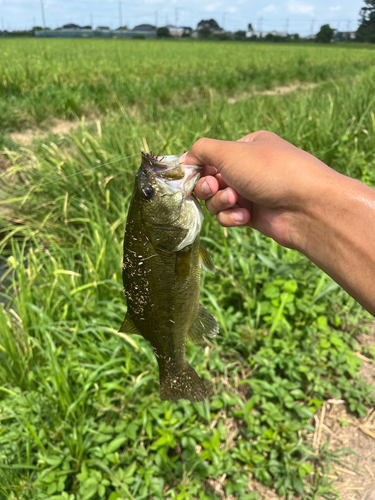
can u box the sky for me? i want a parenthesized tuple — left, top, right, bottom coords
(0, 0, 366, 35)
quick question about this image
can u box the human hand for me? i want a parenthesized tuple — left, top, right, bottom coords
(180, 131, 338, 250)
(180, 131, 375, 316)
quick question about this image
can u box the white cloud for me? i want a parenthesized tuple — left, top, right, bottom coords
(261, 4, 277, 13)
(286, 0, 314, 15)
(204, 2, 223, 12)
(227, 6, 237, 13)
(330, 5, 342, 10)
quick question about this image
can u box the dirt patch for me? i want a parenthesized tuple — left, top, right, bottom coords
(8, 118, 97, 147)
(243, 321, 375, 500)
(227, 82, 318, 104)
(309, 321, 375, 500)
(257, 82, 318, 96)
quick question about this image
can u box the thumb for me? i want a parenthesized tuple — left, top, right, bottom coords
(180, 138, 237, 172)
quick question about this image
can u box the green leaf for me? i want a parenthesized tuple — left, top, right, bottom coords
(104, 436, 127, 454)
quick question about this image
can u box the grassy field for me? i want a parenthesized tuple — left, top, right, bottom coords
(1, 39, 375, 499)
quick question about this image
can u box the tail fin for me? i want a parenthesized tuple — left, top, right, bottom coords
(159, 362, 207, 402)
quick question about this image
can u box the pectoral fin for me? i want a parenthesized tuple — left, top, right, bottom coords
(199, 244, 215, 274)
(119, 313, 140, 334)
(188, 304, 219, 344)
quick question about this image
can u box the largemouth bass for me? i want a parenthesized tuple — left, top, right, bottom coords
(120, 152, 219, 402)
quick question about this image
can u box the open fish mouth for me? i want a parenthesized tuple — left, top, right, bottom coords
(141, 152, 202, 198)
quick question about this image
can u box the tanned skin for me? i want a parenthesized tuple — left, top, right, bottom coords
(180, 131, 375, 317)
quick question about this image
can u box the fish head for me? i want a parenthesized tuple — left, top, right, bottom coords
(133, 152, 204, 252)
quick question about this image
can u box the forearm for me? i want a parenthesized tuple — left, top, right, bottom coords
(294, 172, 375, 316)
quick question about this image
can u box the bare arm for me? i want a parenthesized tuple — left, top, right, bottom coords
(180, 132, 375, 316)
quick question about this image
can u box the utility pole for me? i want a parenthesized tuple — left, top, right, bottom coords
(155, 11, 158, 28)
(41, 0, 46, 30)
(90, 13, 93, 29)
(258, 17, 263, 37)
(285, 18, 289, 34)
(222, 12, 226, 30)
(347, 20, 350, 32)
(118, 1, 122, 28)
(175, 8, 178, 27)
(310, 18, 315, 36)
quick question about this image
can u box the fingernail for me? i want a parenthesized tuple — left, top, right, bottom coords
(179, 152, 187, 164)
(220, 190, 229, 204)
(201, 180, 211, 195)
(233, 211, 245, 223)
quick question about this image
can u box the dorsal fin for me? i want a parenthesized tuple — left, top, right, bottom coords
(188, 304, 219, 344)
(199, 244, 215, 274)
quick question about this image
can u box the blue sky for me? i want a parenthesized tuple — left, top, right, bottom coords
(1, 0, 365, 35)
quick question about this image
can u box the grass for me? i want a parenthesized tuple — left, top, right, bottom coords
(0, 39, 375, 133)
(1, 40, 375, 499)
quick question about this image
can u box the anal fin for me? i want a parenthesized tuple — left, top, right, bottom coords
(188, 304, 219, 344)
(119, 313, 140, 334)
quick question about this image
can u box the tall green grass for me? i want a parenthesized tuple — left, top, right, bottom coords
(1, 41, 375, 499)
(0, 39, 375, 132)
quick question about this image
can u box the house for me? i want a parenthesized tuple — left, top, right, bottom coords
(61, 23, 81, 30)
(164, 24, 184, 37)
(133, 24, 156, 32)
(246, 30, 288, 38)
(334, 30, 356, 40)
(97, 26, 110, 30)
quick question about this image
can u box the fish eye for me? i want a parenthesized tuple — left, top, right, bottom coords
(141, 185, 154, 200)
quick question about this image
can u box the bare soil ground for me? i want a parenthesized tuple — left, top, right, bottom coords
(8, 118, 87, 147)
(321, 321, 375, 500)
(227, 82, 318, 104)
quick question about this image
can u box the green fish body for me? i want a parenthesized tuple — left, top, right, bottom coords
(120, 152, 218, 402)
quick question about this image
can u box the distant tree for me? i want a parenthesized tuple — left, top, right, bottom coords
(213, 32, 231, 40)
(181, 27, 192, 37)
(117, 25, 128, 30)
(157, 27, 171, 38)
(357, 0, 375, 42)
(198, 27, 212, 38)
(32, 26, 44, 31)
(315, 24, 334, 43)
(197, 19, 220, 30)
(81, 25, 92, 30)
(234, 30, 246, 40)
(247, 23, 253, 31)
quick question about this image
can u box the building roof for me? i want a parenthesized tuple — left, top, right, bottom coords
(62, 23, 81, 29)
(133, 24, 156, 31)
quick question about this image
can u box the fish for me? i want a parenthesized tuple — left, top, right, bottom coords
(119, 152, 219, 402)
